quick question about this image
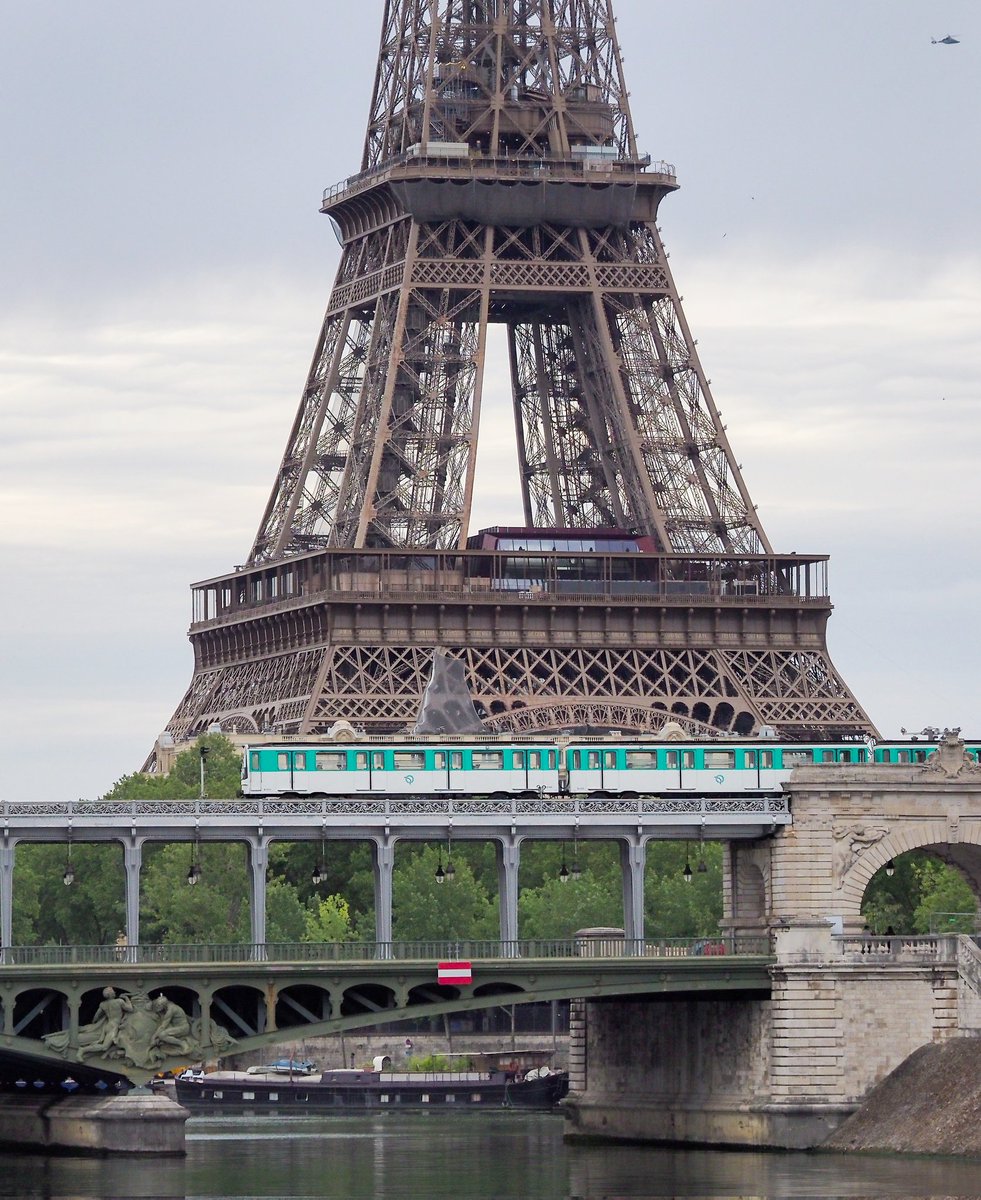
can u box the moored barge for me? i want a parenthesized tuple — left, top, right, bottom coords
(175, 1052, 568, 1113)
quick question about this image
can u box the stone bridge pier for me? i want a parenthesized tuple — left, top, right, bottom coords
(565, 740, 981, 1148)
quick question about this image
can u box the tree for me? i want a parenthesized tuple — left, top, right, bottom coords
(862, 851, 979, 934)
(391, 845, 497, 941)
(644, 842, 724, 939)
(100, 733, 243, 801)
(13, 843, 124, 946)
(518, 871, 622, 939)
(304, 894, 357, 943)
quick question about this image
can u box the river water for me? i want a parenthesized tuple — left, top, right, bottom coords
(1, 1113, 978, 1199)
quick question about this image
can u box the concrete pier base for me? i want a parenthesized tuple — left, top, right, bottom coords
(0, 1089, 189, 1155)
(563, 1094, 857, 1150)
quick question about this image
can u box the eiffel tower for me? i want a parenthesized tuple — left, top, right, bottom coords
(160, 0, 875, 751)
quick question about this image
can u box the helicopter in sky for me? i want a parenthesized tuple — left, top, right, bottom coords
(931, 34, 960, 44)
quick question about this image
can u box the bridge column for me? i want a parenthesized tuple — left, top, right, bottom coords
(0, 839, 13, 964)
(620, 837, 646, 947)
(372, 837, 395, 954)
(247, 837, 269, 955)
(121, 838, 142, 959)
(496, 836, 521, 952)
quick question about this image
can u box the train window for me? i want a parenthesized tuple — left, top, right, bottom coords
(821, 750, 835, 763)
(314, 752, 347, 771)
(355, 752, 368, 770)
(665, 751, 678, 768)
(293, 752, 309, 770)
(912, 749, 928, 763)
(472, 751, 503, 769)
(857, 748, 868, 762)
(528, 751, 541, 769)
(604, 751, 617, 768)
(896, 750, 911, 763)
(277, 752, 290, 770)
(394, 752, 425, 768)
(512, 752, 525, 768)
(625, 751, 656, 769)
(250, 752, 260, 771)
(372, 751, 385, 769)
(666, 750, 695, 768)
(781, 750, 813, 766)
(451, 751, 463, 769)
(704, 751, 735, 769)
(433, 752, 447, 769)
(548, 751, 556, 768)
(588, 751, 600, 769)
(760, 750, 773, 768)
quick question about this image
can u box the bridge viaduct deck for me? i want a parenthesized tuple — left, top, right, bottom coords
(0, 941, 773, 1085)
(0, 794, 789, 952)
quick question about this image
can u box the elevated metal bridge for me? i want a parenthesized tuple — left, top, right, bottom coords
(0, 794, 790, 952)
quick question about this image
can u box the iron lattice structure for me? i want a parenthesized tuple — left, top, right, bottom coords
(160, 0, 875, 750)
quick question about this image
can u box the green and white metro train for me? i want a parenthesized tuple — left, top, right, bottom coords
(240, 737, 980, 799)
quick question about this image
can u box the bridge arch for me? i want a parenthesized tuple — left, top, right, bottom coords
(839, 823, 981, 924)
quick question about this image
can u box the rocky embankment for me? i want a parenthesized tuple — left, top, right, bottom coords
(824, 1037, 981, 1157)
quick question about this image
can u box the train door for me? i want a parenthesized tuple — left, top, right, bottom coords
(436, 749, 464, 791)
(353, 749, 387, 791)
(276, 749, 309, 793)
(664, 748, 696, 790)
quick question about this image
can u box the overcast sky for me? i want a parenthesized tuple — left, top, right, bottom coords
(2, 2, 979, 802)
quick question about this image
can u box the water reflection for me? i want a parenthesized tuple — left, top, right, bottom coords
(0, 1113, 978, 1199)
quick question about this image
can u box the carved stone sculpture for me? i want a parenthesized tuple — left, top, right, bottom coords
(41, 988, 236, 1070)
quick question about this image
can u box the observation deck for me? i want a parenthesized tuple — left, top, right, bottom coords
(322, 146, 678, 235)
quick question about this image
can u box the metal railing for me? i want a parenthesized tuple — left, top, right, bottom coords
(0, 935, 772, 967)
(322, 149, 675, 207)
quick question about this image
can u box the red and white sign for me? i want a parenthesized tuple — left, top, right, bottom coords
(437, 960, 472, 985)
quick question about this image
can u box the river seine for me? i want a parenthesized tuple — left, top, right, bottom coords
(1, 1113, 978, 1198)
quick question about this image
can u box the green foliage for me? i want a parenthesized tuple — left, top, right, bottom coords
(140, 843, 251, 944)
(13, 844, 125, 946)
(862, 851, 978, 933)
(304, 894, 356, 943)
(645, 842, 724, 939)
(100, 733, 243, 801)
(518, 871, 622, 938)
(406, 1053, 465, 1072)
(391, 845, 497, 941)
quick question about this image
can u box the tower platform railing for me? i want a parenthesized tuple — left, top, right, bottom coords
(322, 147, 676, 209)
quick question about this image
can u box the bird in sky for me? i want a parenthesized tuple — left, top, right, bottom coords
(932, 35, 960, 44)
